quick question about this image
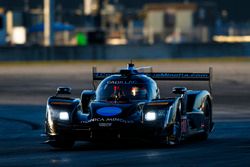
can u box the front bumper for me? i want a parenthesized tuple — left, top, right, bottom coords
(46, 121, 165, 141)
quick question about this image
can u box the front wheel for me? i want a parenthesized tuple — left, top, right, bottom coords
(167, 103, 182, 145)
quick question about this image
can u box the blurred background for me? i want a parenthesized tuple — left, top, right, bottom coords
(0, 0, 250, 60)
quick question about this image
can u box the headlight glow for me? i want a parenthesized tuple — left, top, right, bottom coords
(145, 111, 156, 121)
(59, 112, 69, 121)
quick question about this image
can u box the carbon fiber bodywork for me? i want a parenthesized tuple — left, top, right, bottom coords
(44, 64, 214, 147)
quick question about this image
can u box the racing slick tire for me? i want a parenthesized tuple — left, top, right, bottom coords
(167, 103, 182, 145)
(199, 99, 212, 140)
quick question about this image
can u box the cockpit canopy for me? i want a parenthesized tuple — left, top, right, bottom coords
(95, 75, 158, 103)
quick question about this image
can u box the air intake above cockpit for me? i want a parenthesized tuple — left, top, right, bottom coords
(119, 63, 139, 76)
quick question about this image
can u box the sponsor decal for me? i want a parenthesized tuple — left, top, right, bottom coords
(99, 123, 112, 127)
(81, 118, 134, 124)
(107, 80, 138, 84)
(94, 73, 115, 78)
(149, 73, 210, 80)
(151, 73, 209, 78)
(96, 107, 122, 116)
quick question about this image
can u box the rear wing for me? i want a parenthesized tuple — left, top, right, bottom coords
(92, 67, 213, 94)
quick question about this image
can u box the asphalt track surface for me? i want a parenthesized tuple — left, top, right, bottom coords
(0, 61, 250, 167)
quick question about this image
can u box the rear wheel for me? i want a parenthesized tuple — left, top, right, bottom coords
(199, 99, 212, 140)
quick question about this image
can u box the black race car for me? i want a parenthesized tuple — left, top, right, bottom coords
(44, 63, 214, 148)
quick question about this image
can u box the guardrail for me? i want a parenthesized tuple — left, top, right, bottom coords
(0, 43, 250, 61)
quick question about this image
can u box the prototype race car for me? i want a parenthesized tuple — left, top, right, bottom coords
(44, 63, 214, 148)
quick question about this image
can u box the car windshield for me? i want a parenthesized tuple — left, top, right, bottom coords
(96, 83, 148, 102)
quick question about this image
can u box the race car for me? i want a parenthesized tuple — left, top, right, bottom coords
(44, 63, 214, 148)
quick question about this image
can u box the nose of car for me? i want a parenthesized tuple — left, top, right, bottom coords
(90, 102, 138, 118)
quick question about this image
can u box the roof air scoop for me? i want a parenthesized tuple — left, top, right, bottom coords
(120, 63, 138, 76)
(127, 63, 135, 70)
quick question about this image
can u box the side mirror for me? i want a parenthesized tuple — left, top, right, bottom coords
(81, 90, 96, 113)
(56, 87, 71, 96)
(172, 87, 187, 94)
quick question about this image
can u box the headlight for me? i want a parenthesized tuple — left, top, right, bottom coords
(47, 105, 70, 121)
(59, 112, 69, 121)
(145, 111, 156, 121)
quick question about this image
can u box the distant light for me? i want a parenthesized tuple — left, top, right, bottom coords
(213, 35, 250, 43)
(12, 27, 26, 44)
(106, 38, 128, 45)
(221, 10, 228, 18)
(84, 0, 92, 15)
(0, 8, 4, 13)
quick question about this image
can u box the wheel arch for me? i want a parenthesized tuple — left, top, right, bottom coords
(164, 97, 182, 127)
